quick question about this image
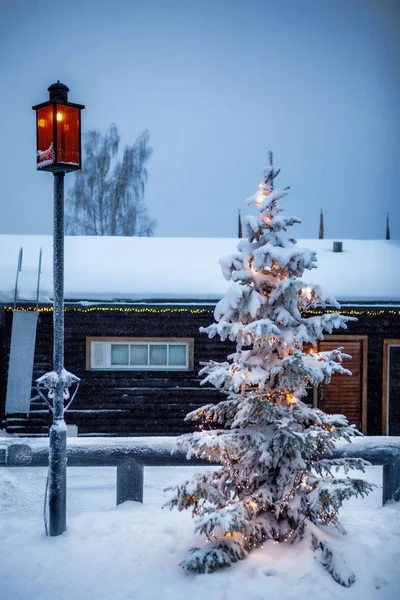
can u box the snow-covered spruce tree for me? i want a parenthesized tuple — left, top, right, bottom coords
(166, 156, 374, 585)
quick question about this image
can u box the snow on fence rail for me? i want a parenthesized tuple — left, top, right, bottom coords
(0, 437, 399, 506)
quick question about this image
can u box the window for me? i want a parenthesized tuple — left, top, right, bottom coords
(303, 343, 318, 407)
(303, 385, 315, 407)
(87, 337, 194, 371)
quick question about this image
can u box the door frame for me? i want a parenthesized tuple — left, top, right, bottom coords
(382, 339, 400, 435)
(318, 335, 368, 434)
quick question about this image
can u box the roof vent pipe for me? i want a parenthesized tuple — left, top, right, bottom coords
(333, 241, 343, 253)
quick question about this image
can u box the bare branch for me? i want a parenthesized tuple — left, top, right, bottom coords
(65, 125, 155, 237)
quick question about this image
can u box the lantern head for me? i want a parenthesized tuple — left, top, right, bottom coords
(32, 81, 85, 172)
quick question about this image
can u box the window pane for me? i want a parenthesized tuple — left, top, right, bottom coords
(304, 386, 314, 407)
(93, 343, 105, 368)
(130, 344, 148, 365)
(37, 105, 54, 167)
(169, 344, 187, 366)
(150, 344, 167, 365)
(111, 344, 129, 365)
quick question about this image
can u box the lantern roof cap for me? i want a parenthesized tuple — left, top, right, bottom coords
(47, 81, 69, 102)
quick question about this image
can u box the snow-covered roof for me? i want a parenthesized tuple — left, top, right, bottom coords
(0, 235, 399, 305)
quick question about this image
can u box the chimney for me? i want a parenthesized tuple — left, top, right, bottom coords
(333, 241, 343, 253)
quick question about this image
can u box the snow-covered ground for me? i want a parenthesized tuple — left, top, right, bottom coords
(0, 464, 399, 600)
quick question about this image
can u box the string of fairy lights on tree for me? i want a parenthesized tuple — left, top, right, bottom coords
(190, 384, 352, 544)
(164, 157, 374, 583)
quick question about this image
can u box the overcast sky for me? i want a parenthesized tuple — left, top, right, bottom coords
(0, 0, 399, 240)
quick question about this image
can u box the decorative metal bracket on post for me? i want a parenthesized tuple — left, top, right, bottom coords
(36, 369, 80, 537)
(36, 369, 80, 413)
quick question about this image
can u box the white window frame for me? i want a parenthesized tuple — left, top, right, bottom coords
(87, 337, 194, 371)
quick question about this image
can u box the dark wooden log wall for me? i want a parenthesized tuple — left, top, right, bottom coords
(355, 309, 400, 435)
(388, 346, 400, 435)
(1, 306, 232, 436)
(1, 305, 400, 436)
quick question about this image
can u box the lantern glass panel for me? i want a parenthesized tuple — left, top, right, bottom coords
(37, 105, 54, 168)
(56, 104, 80, 166)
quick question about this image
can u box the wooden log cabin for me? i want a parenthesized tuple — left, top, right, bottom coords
(0, 235, 399, 437)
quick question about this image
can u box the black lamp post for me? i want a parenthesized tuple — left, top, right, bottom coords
(33, 82, 84, 537)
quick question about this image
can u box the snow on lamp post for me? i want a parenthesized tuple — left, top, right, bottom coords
(32, 82, 84, 537)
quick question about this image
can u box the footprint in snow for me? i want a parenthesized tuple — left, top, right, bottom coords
(264, 568, 278, 577)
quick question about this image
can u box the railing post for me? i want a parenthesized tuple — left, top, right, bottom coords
(382, 459, 400, 505)
(116, 459, 144, 505)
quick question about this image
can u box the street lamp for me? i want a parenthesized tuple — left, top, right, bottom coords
(33, 82, 84, 537)
(33, 81, 84, 172)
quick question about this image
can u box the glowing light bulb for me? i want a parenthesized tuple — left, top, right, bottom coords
(56, 112, 63, 121)
(303, 286, 312, 300)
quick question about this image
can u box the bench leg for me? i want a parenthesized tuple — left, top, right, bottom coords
(116, 459, 144, 505)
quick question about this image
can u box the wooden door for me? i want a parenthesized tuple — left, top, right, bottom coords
(318, 339, 364, 429)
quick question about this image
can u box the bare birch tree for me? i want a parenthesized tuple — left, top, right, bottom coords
(66, 124, 156, 236)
